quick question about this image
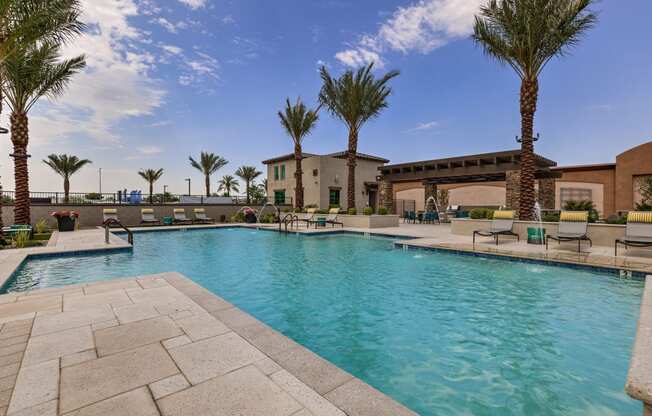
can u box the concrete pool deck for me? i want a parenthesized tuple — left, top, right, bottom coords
(0, 272, 416, 416)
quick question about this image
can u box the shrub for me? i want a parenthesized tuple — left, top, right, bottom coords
(563, 200, 599, 223)
(317, 209, 329, 214)
(34, 219, 50, 234)
(606, 214, 627, 225)
(541, 212, 560, 222)
(84, 193, 102, 201)
(363, 207, 373, 216)
(347, 208, 357, 215)
(469, 208, 494, 220)
(635, 202, 652, 211)
(13, 231, 30, 249)
(231, 212, 245, 223)
(329, 204, 340, 210)
(378, 207, 388, 215)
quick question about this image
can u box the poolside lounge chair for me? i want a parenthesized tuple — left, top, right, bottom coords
(546, 211, 592, 252)
(422, 211, 440, 224)
(140, 208, 160, 225)
(103, 208, 119, 225)
(193, 208, 214, 224)
(173, 208, 193, 224)
(296, 208, 317, 227)
(615, 211, 652, 256)
(311, 208, 343, 228)
(472, 210, 519, 246)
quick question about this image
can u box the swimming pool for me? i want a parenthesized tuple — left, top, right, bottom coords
(5, 228, 643, 415)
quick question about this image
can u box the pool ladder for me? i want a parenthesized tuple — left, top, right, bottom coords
(279, 213, 298, 234)
(103, 219, 134, 245)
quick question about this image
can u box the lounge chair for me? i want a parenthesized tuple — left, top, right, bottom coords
(173, 208, 193, 224)
(473, 210, 519, 246)
(193, 208, 214, 224)
(103, 208, 119, 225)
(615, 211, 652, 256)
(312, 208, 343, 228)
(546, 211, 592, 252)
(405, 211, 417, 224)
(1, 224, 33, 239)
(140, 208, 160, 225)
(296, 208, 317, 227)
(422, 211, 440, 224)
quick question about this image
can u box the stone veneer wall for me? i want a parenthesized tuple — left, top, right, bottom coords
(537, 178, 556, 209)
(505, 170, 521, 216)
(379, 180, 394, 214)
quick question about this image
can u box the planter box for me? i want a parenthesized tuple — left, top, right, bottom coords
(338, 214, 399, 229)
(55, 216, 76, 232)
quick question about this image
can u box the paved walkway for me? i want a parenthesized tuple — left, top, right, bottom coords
(0, 273, 414, 416)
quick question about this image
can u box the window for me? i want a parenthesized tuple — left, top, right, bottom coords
(274, 166, 279, 181)
(280, 165, 286, 180)
(560, 188, 592, 206)
(274, 190, 286, 205)
(329, 189, 340, 206)
(313, 169, 318, 177)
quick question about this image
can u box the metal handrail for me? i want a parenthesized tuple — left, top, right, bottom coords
(279, 213, 298, 233)
(103, 219, 133, 245)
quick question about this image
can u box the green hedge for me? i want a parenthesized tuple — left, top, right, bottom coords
(469, 208, 494, 220)
(363, 207, 373, 216)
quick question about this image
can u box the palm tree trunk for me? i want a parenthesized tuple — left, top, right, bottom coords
(63, 177, 70, 204)
(518, 77, 539, 221)
(246, 180, 250, 204)
(347, 129, 358, 211)
(11, 112, 30, 225)
(149, 182, 154, 205)
(205, 175, 210, 197)
(294, 144, 303, 209)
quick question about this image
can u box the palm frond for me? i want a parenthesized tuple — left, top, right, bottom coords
(42, 153, 91, 178)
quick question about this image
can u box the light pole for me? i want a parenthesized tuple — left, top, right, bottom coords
(163, 185, 168, 204)
(185, 178, 191, 196)
(99, 168, 102, 194)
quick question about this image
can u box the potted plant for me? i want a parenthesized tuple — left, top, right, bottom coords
(244, 207, 257, 224)
(50, 210, 79, 232)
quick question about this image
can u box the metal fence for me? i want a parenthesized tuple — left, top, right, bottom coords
(0, 191, 292, 206)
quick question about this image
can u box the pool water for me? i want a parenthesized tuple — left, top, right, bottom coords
(5, 228, 643, 416)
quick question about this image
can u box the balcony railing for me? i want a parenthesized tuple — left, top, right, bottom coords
(0, 191, 292, 206)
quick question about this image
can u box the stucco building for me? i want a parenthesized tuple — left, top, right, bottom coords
(377, 140, 652, 218)
(262, 151, 389, 211)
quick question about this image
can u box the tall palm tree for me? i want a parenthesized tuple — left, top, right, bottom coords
(0, 0, 84, 226)
(138, 169, 164, 204)
(235, 166, 262, 204)
(42, 154, 91, 203)
(278, 97, 319, 209)
(319, 63, 399, 210)
(189, 152, 228, 197)
(473, 0, 596, 220)
(2, 42, 85, 224)
(218, 175, 239, 197)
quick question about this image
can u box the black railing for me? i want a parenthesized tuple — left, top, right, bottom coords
(0, 191, 292, 206)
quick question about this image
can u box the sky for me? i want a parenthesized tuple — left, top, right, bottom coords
(0, 0, 651, 195)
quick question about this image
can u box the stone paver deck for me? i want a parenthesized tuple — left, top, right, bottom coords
(0, 272, 416, 416)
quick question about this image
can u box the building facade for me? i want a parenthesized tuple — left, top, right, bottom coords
(262, 151, 389, 211)
(377, 140, 652, 218)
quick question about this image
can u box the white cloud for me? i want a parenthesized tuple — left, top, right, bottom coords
(222, 15, 235, 24)
(28, 0, 165, 145)
(161, 44, 183, 55)
(179, 51, 220, 86)
(337, 0, 486, 67)
(154, 17, 188, 34)
(407, 121, 440, 132)
(178, 0, 207, 10)
(136, 145, 163, 155)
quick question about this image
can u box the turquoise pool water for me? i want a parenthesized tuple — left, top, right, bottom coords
(5, 228, 643, 415)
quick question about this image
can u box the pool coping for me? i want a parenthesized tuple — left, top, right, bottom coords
(627, 276, 652, 413)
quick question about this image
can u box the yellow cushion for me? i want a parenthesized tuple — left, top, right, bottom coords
(306, 208, 317, 214)
(141, 208, 154, 214)
(194, 208, 205, 213)
(560, 211, 588, 222)
(492, 210, 514, 220)
(329, 208, 340, 214)
(103, 209, 117, 214)
(173, 208, 185, 213)
(628, 211, 652, 223)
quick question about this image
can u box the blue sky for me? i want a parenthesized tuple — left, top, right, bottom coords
(1, 0, 651, 195)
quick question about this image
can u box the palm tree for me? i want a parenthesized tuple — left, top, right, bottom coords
(473, 0, 596, 220)
(42, 154, 91, 203)
(138, 169, 164, 204)
(278, 97, 319, 209)
(1, 42, 85, 224)
(218, 175, 239, 197)
(189, 152, 228, 197)
(235, 166, 262, 204)
(319, 63, 399, 210)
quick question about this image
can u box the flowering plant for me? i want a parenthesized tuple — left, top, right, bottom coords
(50, 210, 79, 219)
(244, 208, 256, 215)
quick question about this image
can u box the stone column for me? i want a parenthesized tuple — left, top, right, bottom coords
(537, 178, 556, 210)
(424, 183, 437, 208)
(505, 170, 521, 217)
(379, 180, 394, 214)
